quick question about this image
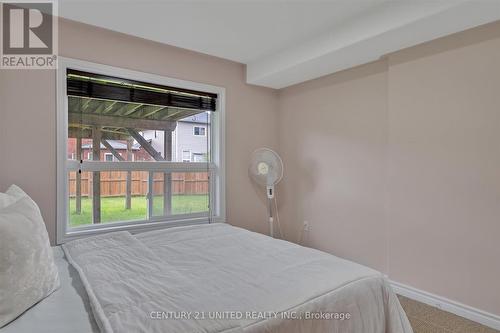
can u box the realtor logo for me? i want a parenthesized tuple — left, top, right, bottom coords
(1, 0, 58, 68)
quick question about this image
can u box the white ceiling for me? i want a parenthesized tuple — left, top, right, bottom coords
(59, 0, 500, 89)
(59, 0, 388, 62)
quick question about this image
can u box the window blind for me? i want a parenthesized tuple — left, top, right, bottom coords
(67, 69, 217, 111)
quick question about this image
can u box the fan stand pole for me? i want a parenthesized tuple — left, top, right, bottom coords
(268, 198, 274, 238)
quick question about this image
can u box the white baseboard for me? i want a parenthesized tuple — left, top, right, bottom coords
(391, 280, 500, 331)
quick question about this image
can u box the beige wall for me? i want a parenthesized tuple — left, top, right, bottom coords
(277, 61, 389, 273)
(277, 21, 500, 316)
(0, 19, 278, 243)
(386, 22, 500, 316)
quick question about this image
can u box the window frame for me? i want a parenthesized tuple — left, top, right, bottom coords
(104, 153, 114, 162)
(182, 149, 191, 162)
(57, 57, 226, 244)
(193, 125, 206, 136)
(192, 153, 205, 162)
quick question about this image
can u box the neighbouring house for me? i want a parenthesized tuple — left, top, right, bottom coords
(84, 141, 147, 161)
(65, 113, 211, 200)
(67, 138, 152, 161)
(142, 112, 210, 162)
(66, 113, 210, 162)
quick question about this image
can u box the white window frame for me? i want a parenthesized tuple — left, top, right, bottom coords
(182, 149, 191, 162)
(57, 57, 226, 244)
(193, 125, 206, 136)
(104, 153, 114, 162)
(192, 153, 205, 162)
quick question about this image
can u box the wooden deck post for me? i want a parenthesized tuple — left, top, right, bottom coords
(101, 137, 131, 209)
(76, 136, 82, 214)
(164, 130, 173, 216)
(126, 138, 133, 209)
(125, 128, 171, 217)
(92, 127, 101, 224)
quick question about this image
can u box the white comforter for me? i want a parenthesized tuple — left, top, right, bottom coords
(62, 223, 413, 333)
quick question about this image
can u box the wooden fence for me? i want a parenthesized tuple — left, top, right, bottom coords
(69, 171, 209, 197)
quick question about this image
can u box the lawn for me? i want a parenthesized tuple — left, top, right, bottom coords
(69, 195, 208, 227)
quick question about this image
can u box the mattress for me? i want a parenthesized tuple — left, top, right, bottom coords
(1, 247, 99, 333)
(62, 223, 413, 333)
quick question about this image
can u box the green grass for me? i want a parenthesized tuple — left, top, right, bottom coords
(69, 195, 208, 227)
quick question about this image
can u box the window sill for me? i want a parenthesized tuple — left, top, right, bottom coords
(58, 216, 225, 244)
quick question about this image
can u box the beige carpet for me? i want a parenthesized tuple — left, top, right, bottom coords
(398, 295, 499, 333)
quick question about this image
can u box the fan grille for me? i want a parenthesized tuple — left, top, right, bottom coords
(249, 148, 283, 186)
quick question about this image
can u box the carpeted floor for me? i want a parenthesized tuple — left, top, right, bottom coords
(398, 295, 499, 333)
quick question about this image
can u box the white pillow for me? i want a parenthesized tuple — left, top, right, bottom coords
(0, 185, 26, 210)
(0, 185, 60, 327)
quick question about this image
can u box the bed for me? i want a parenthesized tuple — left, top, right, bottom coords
(1, 246, 99, 333)
(3, 223, 412, 333)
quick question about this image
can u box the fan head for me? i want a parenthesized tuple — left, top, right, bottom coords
(249, 148, 283, 186)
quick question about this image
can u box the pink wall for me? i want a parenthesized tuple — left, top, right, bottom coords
(277, 61, 389, 273)
(0, 18, 278, 243)
(277, 21, 500, 316)
(386, 22, 500, 317)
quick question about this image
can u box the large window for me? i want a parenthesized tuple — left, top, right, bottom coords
(57, 58, 225, 244)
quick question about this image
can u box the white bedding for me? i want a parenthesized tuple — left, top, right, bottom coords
(62, 223, 413, 333)
(1, 247, 99, 333)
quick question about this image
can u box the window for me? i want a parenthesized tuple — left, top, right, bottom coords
(57, 58, 225, 244)
(192, 153, 206, 162)
(182, 150, 191, 162)
(193, 126, 206, 136)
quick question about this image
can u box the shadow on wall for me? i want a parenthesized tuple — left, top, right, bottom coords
(247, 143, 319, 241)
(277, 57, 389, 271)
(278, 136, 320, 243)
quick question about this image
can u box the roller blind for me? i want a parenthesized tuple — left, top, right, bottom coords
(67, 69, 217, 111)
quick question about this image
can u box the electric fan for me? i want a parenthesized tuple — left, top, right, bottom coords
(249, 148, 283, 237)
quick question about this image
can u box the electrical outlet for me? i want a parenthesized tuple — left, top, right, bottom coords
(303, 221, 311, 232)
